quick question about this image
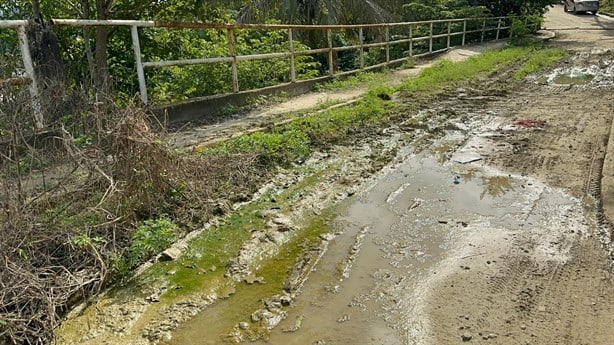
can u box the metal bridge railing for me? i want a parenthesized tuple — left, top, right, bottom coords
(1, 16, 529, 127)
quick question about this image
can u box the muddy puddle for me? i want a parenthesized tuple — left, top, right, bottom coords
(166, 145, 557, 344)
(538, 50, 614, 88)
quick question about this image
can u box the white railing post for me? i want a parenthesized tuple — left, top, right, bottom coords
(288, 28, 296, 82)
(130, 25, 148, 105)
(327, 29, 334, 76)
(462, 19, 467, 46)
(481, 18, 486, 42)
(226, 28, 239, 93)
(495, 18, 502, 40)
(17, 25, 44, 129)
(429, 22, 433, 53)
(359, 27, 364, 70)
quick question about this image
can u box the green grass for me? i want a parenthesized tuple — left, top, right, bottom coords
(398, 47, 528, 93)
(128, 164, 336, 301)
(397, 46, 567, 92)
(315, 71, 387, 91)
(514, 48, 568, 79)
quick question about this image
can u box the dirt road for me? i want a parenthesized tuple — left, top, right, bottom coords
(56, 8, 614, 345)
(166, 8, 614, 345)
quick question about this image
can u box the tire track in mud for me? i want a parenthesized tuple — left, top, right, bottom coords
(423, 49, 614, 345)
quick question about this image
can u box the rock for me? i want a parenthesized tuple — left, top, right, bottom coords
(264, 294, 293, 309)
(279, 294, 293, 306)
(267, 215, 295, 232)
(251, 308, 287, 329)
(244, 273, 265, 285)
(337, 314, 351, 323)
(238, 322, 250, 330)
(266, 231, 285, 244)
(451, 151, 482, 164)
(520, 324, 527, 330)
(145, 294, 160, 303)
(461, 332, 473, 341)
(159, 247, 184, 261)
(320, 233, 335, 241)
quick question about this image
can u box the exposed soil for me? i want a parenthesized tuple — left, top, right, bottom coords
(55, 9, 614, 345)
(423, 50, 614, 344)
(423, 11, 614, 344)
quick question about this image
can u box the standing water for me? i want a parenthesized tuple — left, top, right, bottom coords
(168, 150, 549, 344)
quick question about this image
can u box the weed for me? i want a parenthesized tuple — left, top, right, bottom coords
(127, 217, 179, 268)
(397, 46, 566, 94)
(514, 48, 568, 79)
(315, 71, 386, 91)
(220, 105, 240, 116)
(216, 129, 311, 165)
(402, 57, 417, 69)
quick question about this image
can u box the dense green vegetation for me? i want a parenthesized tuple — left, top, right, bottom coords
(1, 0, 556, 107)
(601, 0, 614, 14)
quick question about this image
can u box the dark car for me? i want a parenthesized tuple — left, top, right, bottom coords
(564, 0, 600, 14)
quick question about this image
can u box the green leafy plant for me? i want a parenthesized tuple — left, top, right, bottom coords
(127, 217, 179, 268)
(510, 15, 543, 45)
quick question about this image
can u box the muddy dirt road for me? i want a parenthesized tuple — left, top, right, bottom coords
(56, 8, 614, 345)
(170, 10, 614, 345)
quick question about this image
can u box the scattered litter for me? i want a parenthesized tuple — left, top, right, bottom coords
(451, 152, 482, 164)
(513, 119, 546, 129)
(453, 175, 461, 184)
(408, 198, 422, 210)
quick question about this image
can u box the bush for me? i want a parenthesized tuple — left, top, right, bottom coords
(510, 15, 544, 45)
(127, 217, 179, 268)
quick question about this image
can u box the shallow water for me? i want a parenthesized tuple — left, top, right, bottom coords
(168, 151, 550, 344)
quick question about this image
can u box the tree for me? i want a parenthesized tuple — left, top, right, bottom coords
(241, 0, 400, 25)
(467, 0, 558, 16)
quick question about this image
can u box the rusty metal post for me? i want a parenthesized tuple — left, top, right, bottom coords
(327, 29, 334, 76)
(17, 25, 43, 129)
(462, 20, 467, 46)
(131, 25, 148, 104)
(385, 26, 390, 63)
(226, 28, 239, 93)
(288, 28, 296, 82)
(447, 21, 451, 48)
(409, 25, 413, 57)
(429, 22, 433, 53)
(359, 27, 364, 69)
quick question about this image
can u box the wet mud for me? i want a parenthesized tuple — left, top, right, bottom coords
(56, 26, 614, 345)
